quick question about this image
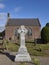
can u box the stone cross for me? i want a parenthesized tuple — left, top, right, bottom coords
(15, 25, 31, 62)
(18, 25, 28, 46)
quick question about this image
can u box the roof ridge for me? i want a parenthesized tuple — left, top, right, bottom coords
(9, 18, 38, 20)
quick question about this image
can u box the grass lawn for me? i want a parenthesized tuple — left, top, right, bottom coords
(4, 42, 49, 57)
(6, 42, 19, 52)
(27, 43, 49, 56)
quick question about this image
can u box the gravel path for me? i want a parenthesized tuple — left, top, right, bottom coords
(0, 54, 17, 65)
(32, 56, 49, 65)
(0, 52, 49, 65)
(38, 56, 49, 65)
(0, 52, 33, 65)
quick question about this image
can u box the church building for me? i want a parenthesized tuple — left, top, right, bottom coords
(5, 13, 41, 43)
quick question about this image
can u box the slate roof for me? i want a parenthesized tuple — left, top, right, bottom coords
(6, 18, 41, 26)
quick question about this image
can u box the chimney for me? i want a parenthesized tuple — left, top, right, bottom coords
(7, 13, 10, 19)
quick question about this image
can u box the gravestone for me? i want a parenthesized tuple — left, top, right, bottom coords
(15, 25, 31, 62)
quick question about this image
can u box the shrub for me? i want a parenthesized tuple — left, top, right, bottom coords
(41, 27, 49, 43)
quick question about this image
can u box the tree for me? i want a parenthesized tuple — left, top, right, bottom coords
(41, 27, 49, 43)
(2, 30, 5, 37)
(0, 30, 5, 37)
(0, 32, 2, 36)
(46, 23, 49, 27)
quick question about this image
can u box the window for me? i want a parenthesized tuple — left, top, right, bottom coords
(14, 28, 20, 39)
(28, 28, 32, 36)
(14, 29, 18, 36)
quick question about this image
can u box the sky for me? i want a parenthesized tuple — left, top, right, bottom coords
(0, 0, 49, 31)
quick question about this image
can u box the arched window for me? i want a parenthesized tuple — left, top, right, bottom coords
(28, 28, 32, 36)
(14, 28, 20, 39)
(14, 29, 18, 36)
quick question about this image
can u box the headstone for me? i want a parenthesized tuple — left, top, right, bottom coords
(15, 25, 31, 62)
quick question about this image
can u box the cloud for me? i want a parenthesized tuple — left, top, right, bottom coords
(0, 3, 5, 9)
(0, 13, 7, 20)
(0, 26, 5, 32)
(15, 7, 22, 12)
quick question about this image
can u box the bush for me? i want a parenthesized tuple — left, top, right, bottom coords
(41, 27, 49, 43)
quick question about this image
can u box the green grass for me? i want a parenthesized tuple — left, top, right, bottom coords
(6, 43, 19, 52)
(26, 43, 49, 56)
(5, 42, 49, 56)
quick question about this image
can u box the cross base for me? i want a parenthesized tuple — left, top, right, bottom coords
(15, 46, 31, 62)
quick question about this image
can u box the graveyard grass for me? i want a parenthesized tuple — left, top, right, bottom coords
(5, 42, 49, 57)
